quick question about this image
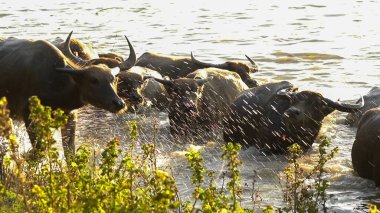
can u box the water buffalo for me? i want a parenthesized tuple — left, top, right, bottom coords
(351, 108, 380, 186)
(53, 36, 99, 60)
(223, 81, 363, 154)
(0, 34, 135, 160)
(153, 68, 248, 136)
(136, 52, 258, 87)
(345, 87, 380, 127)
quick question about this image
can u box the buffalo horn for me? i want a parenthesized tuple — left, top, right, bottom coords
(195, 76, 213, 86)
(245, 54, 257, 66)
(63, 31, 93, 67)
(118, 36, 136, 71)
(191, 52, 228, 70)
(323, 96, 364, 112)
(152, 78, 174, 87)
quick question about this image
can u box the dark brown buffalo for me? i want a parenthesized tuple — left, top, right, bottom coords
(351, 108, 380, 186)
(0, 35, 135, 159)
(345, 87, 380, 127)
(223, 81, 363, 154)
(136, 52, 258, 87)
(153, 68, 248, 136)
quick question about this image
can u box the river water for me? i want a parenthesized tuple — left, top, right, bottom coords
(2, 0, 380, 212)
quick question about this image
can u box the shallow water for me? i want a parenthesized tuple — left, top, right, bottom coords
(2, 0, 380, 211)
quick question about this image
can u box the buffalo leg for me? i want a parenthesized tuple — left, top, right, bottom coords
(23, 109, 44, 161)
(22, 109, 40, 151)
(61, 112, 77, 161)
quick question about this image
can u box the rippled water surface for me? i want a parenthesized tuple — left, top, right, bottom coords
(2, 0, 380, 212)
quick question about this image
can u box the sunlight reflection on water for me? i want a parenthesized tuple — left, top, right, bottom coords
(2, 0, 380, 212)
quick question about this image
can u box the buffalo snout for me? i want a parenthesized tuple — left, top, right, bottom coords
(131, 93, 143, 103)
(110, 98, 126, 113)
(246, 78, 258, 88)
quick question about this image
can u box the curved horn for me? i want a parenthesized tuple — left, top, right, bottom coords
(118, 36, 136, 71)
(152, 77, 174, 87)
(191, 52, 228, 69)
(245, 54, 257, 66)
(62, 31, 93, 67)
(195, 76, 213, 86)
(323, 96, 364, 112)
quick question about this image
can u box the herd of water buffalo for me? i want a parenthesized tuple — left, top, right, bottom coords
(0, 32, 379, 186)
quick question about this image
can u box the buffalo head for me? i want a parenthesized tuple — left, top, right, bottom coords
(191, 52, 258, 87)
(223, 81, 364, 154)
(117, 71, 144, 106)
(57, 64, 126, 113)
(277, 87, 363, 151)
(152, 77, 211, 135)
(53, 36, 99, 60)
(67, 38, 98, 60)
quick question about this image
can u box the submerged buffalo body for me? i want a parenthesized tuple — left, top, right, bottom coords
(352, 108, 380, 186)
(136, 52, 258, 87)
(223, 81, 363, 154)
(346, 87, 380, 127)
(153, 68, 248, 136)
(0, 35, 134, 159)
